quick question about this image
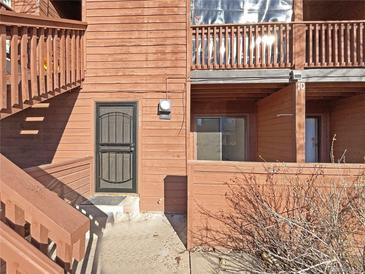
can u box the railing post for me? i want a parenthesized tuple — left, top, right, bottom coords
(55, 240, 73, 271)
(38, 28, 46, 97)
(294, 81, 306, 163)
(30, 28, 37, 100)
(4, 200, 26, 237)
(10, 26, 19, 107)
(0, 25, 6, 110)
(30, 221, 49, 254)
(292, 23, 306, 69)
(20, 27, 28, 105)
(60, 29, 66, 88)
(46, 28, 54, 94)
(53, 29, 59, 92)
(72, 237, 86, 261)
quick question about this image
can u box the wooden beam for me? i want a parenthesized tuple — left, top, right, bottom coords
(294, 81, 306, 163)
(293, 0, 303, 21)
(0, 25, 6, 110)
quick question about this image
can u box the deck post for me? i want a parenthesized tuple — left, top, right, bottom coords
(293, 24, 306, 69)
(293, 0, 303, 22)
(294, 81, 306, 163)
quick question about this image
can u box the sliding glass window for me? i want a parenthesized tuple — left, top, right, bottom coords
(196, 117, 247, 161)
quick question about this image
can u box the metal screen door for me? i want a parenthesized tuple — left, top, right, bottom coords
(96, 103, 137, 192)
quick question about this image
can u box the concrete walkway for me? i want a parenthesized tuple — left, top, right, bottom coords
(98, 214, 190, 274)
(78, 213, 236, 274)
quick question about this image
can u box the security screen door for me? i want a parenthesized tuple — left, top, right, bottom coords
(96, 103, 137, 193)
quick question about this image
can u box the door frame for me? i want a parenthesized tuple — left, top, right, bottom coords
(306, 113, 330, 163)
(94, 102, 138, 193)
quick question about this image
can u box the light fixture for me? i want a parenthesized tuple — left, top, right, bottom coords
(158, 99, 171, 120)
(290, 70, 302, 81)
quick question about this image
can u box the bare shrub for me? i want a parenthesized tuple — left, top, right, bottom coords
(195, 168, 365, 274)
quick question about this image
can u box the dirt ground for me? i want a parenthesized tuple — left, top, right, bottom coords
(97, 213, 236, 274)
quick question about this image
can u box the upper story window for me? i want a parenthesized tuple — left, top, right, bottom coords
(191, 0, 293, 25)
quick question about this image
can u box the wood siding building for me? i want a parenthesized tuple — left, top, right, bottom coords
(0, 0, 364, 268)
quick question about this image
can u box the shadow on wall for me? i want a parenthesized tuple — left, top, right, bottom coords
(164, 175, 188, 247)
(0, 90, 79, 168)
(26, 166, 108, 274)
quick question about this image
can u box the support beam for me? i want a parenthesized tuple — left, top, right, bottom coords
(294, 81, 306, 163)
(293, 0, 303, 21)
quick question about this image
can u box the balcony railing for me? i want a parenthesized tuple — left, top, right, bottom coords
(0, 10, 87, 119)
(305, 21, 365, 68)
(191, 21, 365, 70)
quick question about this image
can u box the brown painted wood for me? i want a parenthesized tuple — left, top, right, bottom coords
(0, 221, 63, 274)
(60, 29, 66, 87)
(187, 160, 365, 249)
(0, 9, 87, 30)
(0, 154, 90, 265)
(65, 29, 71, 86)
(47, 28, 54, 94)
(10, 26, 19, 107)
(0, 25, 6, 110)
(53, 29, 59, 92)
(30, 28, 37, 100)
(38, 28, 46, 96)
(20, 27, 28, 104)
(71, 30, 76, 85)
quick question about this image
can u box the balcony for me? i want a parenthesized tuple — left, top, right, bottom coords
(191, 21, 365, 70)
(0, 9, 87, 119)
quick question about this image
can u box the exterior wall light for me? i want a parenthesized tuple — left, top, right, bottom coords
(290, 70, 302, 81)
(158, 99, 171, 120)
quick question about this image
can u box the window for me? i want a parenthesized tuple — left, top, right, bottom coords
(196, 117, 247, 161)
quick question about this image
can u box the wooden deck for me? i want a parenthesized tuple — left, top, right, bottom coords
(0, 9, 87, 119)
(191, 21, 365, 70)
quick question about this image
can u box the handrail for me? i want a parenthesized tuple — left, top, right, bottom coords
(0, 9, 87, 30)
(304, 21, 365, 68)
(191, 20, 365, 28)
(191, 20, 365, 70)
(0, 221, 63, 274)
(0, 10, 86, 119)
(191, 22, 293, 70)
(0, 154, 89, 267)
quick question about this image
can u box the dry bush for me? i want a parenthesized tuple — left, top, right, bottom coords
(196, 168, 365, 274)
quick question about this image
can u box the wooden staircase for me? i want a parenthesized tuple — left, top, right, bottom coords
(0, 154, 90, 273)
(0, 7, 90, 274)
(0, 8, 86, 120)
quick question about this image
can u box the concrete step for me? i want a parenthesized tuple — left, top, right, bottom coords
(78, 195, 140, 226)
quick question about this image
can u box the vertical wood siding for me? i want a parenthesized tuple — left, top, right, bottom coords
(330, 94, 365, 163)
(256, 85, 296, 162)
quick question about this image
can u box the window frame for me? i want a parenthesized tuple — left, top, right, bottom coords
(194, 114, 249, 161)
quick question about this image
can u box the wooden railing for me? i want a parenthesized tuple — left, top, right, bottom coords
(0, 222, 63, 274)
(0, 154, 90, 270)
(0, 10, 87, 119)
(191, 21, 365, 70)
(191, 23, 293, 70)
(305, 21, 365, 68)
